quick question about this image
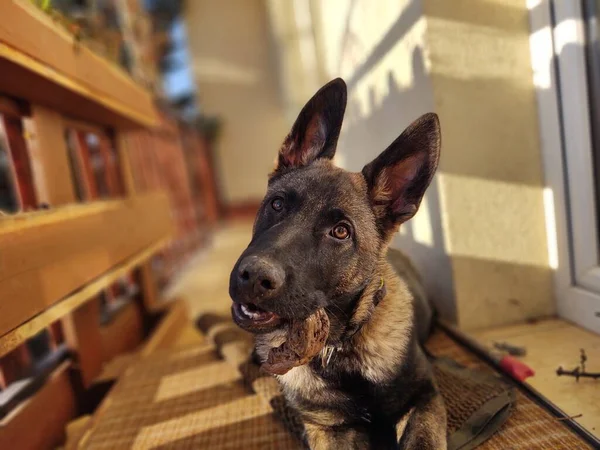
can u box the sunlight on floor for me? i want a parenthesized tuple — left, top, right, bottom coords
(168, 221, 253, 320)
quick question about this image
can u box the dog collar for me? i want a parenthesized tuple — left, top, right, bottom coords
(342, 277, 386, 340)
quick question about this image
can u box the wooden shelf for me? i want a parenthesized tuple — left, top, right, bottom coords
(0, 1, 158, 129)
(0, 192, 174, 349)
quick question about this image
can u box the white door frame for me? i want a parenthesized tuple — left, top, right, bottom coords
(530, 0, 600, 334)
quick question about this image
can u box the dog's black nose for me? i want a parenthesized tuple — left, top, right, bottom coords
(237, 255, 284, 300)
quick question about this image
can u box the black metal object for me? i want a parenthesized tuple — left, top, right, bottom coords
(556, 348, 600, 381)
(436, 321, 600, 449)
(492, 341, 527, 357)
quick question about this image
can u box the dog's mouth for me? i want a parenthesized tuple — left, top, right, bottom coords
(231, 302, 283, 332)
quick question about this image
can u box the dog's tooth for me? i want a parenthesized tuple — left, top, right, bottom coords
(241, 304, 252, 318)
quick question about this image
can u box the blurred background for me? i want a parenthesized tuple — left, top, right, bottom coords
(1, 0, 600, 445)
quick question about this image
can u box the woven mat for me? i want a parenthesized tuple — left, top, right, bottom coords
(82, 341, 302, 449)
(82, 314, 591, 449)
(199, 314, 592, 450)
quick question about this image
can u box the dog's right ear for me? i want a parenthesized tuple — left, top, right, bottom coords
(274, 78, 347, 174)
(362, 113, 441, 234)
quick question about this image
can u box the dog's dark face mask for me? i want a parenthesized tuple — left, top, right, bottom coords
(229, 78, 440, 337)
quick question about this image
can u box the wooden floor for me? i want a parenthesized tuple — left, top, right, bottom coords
(170, 221, 600, 439)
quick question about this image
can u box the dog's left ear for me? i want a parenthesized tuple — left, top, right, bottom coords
(362, 113, 440, 232)
(275, 78, 347, 173)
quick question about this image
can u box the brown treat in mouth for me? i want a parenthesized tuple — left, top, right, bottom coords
(262, 308, 330, 375)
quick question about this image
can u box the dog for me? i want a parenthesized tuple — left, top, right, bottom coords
(229, 78, 446, 449)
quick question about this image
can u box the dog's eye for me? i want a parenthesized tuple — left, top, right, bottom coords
(330, 223, 351, 240)
(271, 197, 284, 211)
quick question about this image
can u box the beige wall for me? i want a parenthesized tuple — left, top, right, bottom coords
(424, 0, 553, 329)
(197, 0, 554, 329)
(308, 0, 554, 329)
(311, 0, 456, 321)
(184, 0, 289, 205)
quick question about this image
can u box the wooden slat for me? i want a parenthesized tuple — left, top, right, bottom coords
(100, 302, 144, 361)
(196, 136, 221, 224)
(140, 300, 189, 357)
(115, 132, 137, 197)
(61, 300, 104, 388)
(25, 105, 76, 205)
(0, 120, 21, 212)
(0, 237, 169, 358)
(138, 263, 159, 310)
(116, 131, 160, 309)
(48, 322, 63, 348)
(0, 362, 76, 450)
(0, 1, 158, 129)
(0, 192, 173, 340)
(0, 346, 30, 388)
(0, 95, 28, 118)
(98, 135, 121, 197)
(2, 116, 37, 209)
(73, 131, 99, 200)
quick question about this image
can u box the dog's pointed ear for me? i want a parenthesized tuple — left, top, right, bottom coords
(275, 78, 347, 172)
(362, 113, 440, 232)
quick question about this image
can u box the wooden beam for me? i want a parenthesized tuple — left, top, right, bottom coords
(0, 95, 29, 118)
(0, 362, 76, 450)
(25, 105, 77, 205)
(0, 192, 173, 340)
(116, 131, 160, 310)
(0, 346, 30, 388)
(61, 300, 104, 388)
(2, 116, 37, 209)
(73, 130, 99, 200)
(98, 134, 121, 197)
(0, 120, 21, 212)
(100, 302, 144, 361)
(0, 237, 170, 358)
(115, 133, 137, 197)
(0, 1, 158, 129)
(138, 263, 159, 311)
(140, 300, 189, 357)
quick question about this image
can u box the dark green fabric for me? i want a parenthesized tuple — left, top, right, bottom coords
(433, 357, 515, 450)
(448, 391, 514, 450)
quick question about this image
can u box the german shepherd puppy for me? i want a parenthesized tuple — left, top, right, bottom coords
(229, 78, 446, 449)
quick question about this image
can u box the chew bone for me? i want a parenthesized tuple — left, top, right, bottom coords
(262, 308, 330, 375)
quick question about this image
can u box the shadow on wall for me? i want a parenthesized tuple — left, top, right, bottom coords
(339, 47, 455, 322)
(332, 0, 565, 327)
